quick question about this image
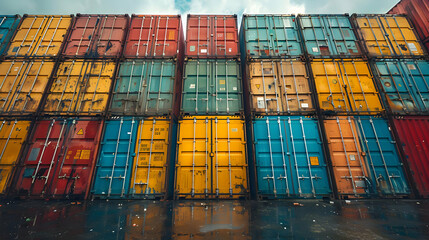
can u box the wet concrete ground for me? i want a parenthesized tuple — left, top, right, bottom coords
(0, 200, 428, 239)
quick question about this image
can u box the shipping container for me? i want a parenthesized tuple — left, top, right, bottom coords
(240, 14, 303, 58)
(0, 120, 31, 194)
(297, 14, 361, 58)
(244, 59, 314, 115)
(311, 59, 383, 114)
(62, 14, 128, 58)
(393, 117, 429, 198)
(0, 15, 21, 56)
(182, 59, 243, 115)
(186, 15, 239, 58)
(175, 116, 248, 199)
(109, 59, 177, 116)
(15, 119, 103, 199)
(123, 15, 184, 58)
(6, 15, 72, 58)
(92, 117, 138, 199)
(0, 60, 55, 116)
(351, 14, 425, 58)
(43, 60, 115, 116)
(252, 116, 331, 198)
(389, 0, 429, 52)
(371, 59, 429, 115)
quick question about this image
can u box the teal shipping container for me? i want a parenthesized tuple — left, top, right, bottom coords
(181, 59, 243, 115)
(298, 14, 362, 58)
(240, 14, 303, 58)
(0, 15, 21, 56)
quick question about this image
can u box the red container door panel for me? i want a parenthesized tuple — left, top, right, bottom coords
(63, 16, 100, 57)
(124, 16, 156, 57)
(187, 16, 211, 57)
(393, 117, 429, 197)
(152, 16, 180, 57)
(95, 16, 127, 57)
(213, 17, 239, 56)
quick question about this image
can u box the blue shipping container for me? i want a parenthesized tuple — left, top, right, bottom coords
(252, 116, 331, 198)
(371, 59, 429, 114)
(354, 116, 410, 196)
(92, 118, 138, 198)
(0, 15, 21, 56)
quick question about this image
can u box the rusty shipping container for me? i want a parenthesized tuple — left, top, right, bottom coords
(312, 59, 383, 114)
(351, 14, 426, 58)
(43, 60, 115, 116)
(6, 15, 72, 58)
(62, 14, 128, 58)
(0, 120, 31, 195)
(389, 0, 429, 52)
(393, 117, 429, 198)
(14, 119, 103, 199)
(186, 15, 239, 58)
(0, 60, 55, 116)
(123, 15, 184, 58)
(244, 59, 315, 115)
(175, 116, 248, 199)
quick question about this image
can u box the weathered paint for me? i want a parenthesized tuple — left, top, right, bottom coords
(0, 120, 31, 194)
(0, 60, 55, 115)
(0, 15, 21, 56)
(252, 116, 331, 198)
(312, 59, 383, 114)
(182, 59, 242, 115)
(175, 116, 248, 199)
(6, 15, 72, 57)
(43, 60, 115, 116)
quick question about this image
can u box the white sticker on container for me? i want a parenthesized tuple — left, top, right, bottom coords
(127, 132, 132, 135)
(233, 87, 237, 91)
(407, 64, 416, 70)
(349, 154, 356, 161)
(408, 43, 417, 52)
(189, 84, 195, 89)
(312, 47, 319, 52)
(201, 49, 207, 53)
(220, 88, 225, 91)
(301, 103, 309, 108)
(229, 48, 232, 52)
(257, 97, 265, 108)
(232, 128, 238, 132)
(14, 67, 19, 71)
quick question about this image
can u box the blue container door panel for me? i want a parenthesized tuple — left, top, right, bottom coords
(245, 16, 271, 57)
(145, 61, 175, 114)
(355, 117, 409, 196)
(400, 61, 429, 112)
(300, 17, 331, 56)
(0, 16, 20, 55)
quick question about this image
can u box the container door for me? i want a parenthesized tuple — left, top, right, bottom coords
(400, 60, 429, 112)
(93, 118, 137, 198)
(0, 120, 30, 194)
(186, 16, 211, 57)
(300, 16, 333, 56)
(124, 16, 155, 57)
(274, 16, 302, 57)
(355, 117, 409, 196)
(322, 16, 360, 56)
(324, 117, 369, 197)
(244, 16, 272, 57)
(182, 61, 210, 114)
(152, 16, 180, 57)
(355, 16, 395, 57)
(0, 16, 20, 55)
(7, 16, 47, 57)
(249, 61, 283, 114)
(213, 16, 238, 57)
(31, 16, 71, 57)
(130, 118, 169, 198)
(92, 16, 127, 57)
(63, 16, 100, 57)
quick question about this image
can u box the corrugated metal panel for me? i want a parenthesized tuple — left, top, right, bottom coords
(129, 118, 171, 198)
(15, 119, 103, 199)
(252, 116, 331, 198)
(43, 60, 115, 116)
(247, 59, 314, 114)
(182, 59, 242, 115)
(0, 15, 21, 56)
(92, 118, 138, 198)
(298, 14, 361, 58)
(186, 15, 239, 58)
(241, 14, 303, 58)
(312, 59, 383, 114)
(352, 14, 425, 58)
(371, 59, 429, 114)
(110, 60, 176, 116)
(124, 15, 183, 58)
(0, 60, 55, 115)
(6, 15, 72, 58)
(393, 117, 429, 198)
(0, 120, 30, 194)
(175, 116, 247, 199)
(62, 14, 128, 58)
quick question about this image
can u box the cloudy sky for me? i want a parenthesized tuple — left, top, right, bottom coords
(2, 0, 399, 15)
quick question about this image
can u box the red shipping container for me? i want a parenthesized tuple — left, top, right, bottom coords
(15, 119, 103, 199)
(393, 117, 429, 198)
(123, 15, 184, 58)
(62, 14, 128, 58)
(186, 15, 239, 58)
(389, 0, 429, 51)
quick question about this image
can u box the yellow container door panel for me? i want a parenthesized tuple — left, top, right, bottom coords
(8, 17, 47, 56)
(176, 166, 210, 198)
(34, 17, 72, 57)
(215, 167, 247, 198)
(0, 61, 25, 112)
(133, 165, 166, 195)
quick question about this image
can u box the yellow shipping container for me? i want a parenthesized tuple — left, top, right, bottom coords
(352, 14, 425, 57)
(0, 60, 55, 115)
(175, 116, 248, 199)
(43, 60, 115, 116)
(0, 120, 31, 194)
(312, 59, 383, 114)
(7, 15, 72, 58)
(130, 118, 171, 198)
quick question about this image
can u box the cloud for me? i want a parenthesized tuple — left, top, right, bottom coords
(290, 0, 398, 14)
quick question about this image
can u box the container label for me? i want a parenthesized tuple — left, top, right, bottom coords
(232, 128, 238, 132)
(349, 154, 356, 161)
(312, 47, 319, 52)
(201, 49, 207, 53)
(190, 46, 195, 52)
(408, 43, 417, 52)
(301, 103, 309, 108)
(76, 128, 84, 135)
(168, 30, 175, 40)
(257, 97, 265, 108)
(228, 48, 232, 52)
(407, 64, 416, 70)
(355, 180, 365, 188)
(219, 80, 225, 84)
(310, 156, 319, 165)
(220, 88, 225, 91)
(80, 150, 91, 160)
(189, 84, 195, 89)
(233, 87, 237, 91)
